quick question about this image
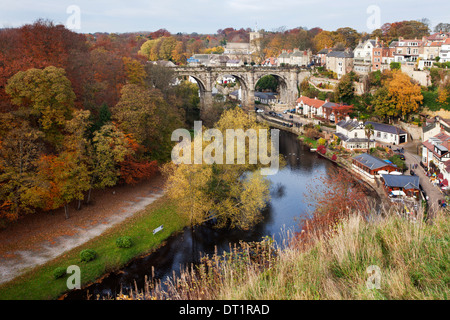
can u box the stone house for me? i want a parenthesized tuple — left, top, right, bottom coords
(326, 50, 354, 79)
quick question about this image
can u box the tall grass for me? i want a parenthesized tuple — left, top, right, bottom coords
(116, 204, 449, 300)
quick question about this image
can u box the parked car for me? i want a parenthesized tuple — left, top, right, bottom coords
(398, 154, 405, 160)
(410, 170, 415, 176)
(283, 110, 288, 114)
(289, 115, 293, 119)
(277, 113, 283, 118)
(256, 108, 264, 113)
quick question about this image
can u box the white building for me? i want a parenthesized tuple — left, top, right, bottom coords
(335, 119, 408, 150)
(365, 121, 408, 145)
(353, 39, 377, 75)
(439, 38, 450, 63)
(296, 96, 326, 118)
(335, 118, 376, 150)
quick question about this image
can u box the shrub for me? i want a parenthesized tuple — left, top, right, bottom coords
(80, 249, 97, 262)
(317, 138, 326, 146)
(317, 144, 326, 154)
(116, 236, 133, 248)
(53, 267, 66, 280)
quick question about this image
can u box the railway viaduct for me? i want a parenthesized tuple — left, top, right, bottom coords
(171, 65, 311, 110)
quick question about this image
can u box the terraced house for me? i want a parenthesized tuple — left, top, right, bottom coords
(325, 50, 353, 79)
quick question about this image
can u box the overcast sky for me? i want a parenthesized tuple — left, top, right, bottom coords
(0, 0, 449, 34)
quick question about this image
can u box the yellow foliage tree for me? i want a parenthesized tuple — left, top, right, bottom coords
(387, 70, 423, 117)
(437, 87, 449, 104)
(163, 108, 283, 230)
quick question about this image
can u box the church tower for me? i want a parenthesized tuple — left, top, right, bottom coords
(249, 24, 263, 53)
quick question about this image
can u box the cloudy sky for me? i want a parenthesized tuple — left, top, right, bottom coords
(0, 0, 448, 34)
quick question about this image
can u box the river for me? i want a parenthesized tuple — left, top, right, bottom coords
(63, 129, 374, 300)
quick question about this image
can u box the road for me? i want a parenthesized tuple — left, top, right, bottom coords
(401, 144, 444, 217)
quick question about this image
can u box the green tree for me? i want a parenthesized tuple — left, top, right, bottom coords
(390, 62, 401, 70)
(255, 75, 279, 92)
(334, 72, 356, 103)
(364, 123, 374, 152)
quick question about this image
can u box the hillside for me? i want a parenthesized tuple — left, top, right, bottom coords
(119, 210, 449, 300)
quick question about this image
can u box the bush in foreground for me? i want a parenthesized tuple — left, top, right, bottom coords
(116, 236, 133, 248)
(80, 249, 97, 262)
(53, 267, 66, 280)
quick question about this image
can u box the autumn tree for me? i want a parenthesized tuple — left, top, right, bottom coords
(387, 70, 423, 119)
(90, 47, 126, 107)
(0, 118, 43, 222)
(85, 124, 133, 203)
(112, 84, 160, 148)
(122, 57, 146, 85)
(163, 108, 280, 230)
(36, 151, 90, 219)
(372, 70, 423, 121)
(298, 167, 369, 244)
(5, 66, 75, 147)
(0, 20, 92, 111)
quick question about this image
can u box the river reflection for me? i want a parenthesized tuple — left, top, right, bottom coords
(63, 130, 344, 300)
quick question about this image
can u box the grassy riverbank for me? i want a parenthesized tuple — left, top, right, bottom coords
(0, 195, 188, 300)
(126, 209, 449, 300)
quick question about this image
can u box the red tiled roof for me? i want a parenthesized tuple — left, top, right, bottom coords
(423, 132, 450, 159)
(296, 96, 326, 109)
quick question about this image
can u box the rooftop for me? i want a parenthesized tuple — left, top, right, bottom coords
(381, 174, 420, 190)
(337, 119, 361, 131)
(327, 51, 354, 58)
(364, 121, 407, 135)
(353, 153, 395, 170)
(296, 96, 326, 109)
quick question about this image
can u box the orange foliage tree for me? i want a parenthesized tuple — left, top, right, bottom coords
(295, 167, 370, 247)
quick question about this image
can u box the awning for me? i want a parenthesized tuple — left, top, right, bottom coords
(389, 171, 402, 175)
(391, 190, 406, 196)
(438, 173, 444, 180)
(378, 170, 389, 175)
(443, 179, 448, 186)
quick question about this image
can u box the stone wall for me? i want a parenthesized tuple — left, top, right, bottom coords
(398, 121, 423, 141)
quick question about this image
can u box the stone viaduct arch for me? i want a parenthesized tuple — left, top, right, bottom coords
(172, 66, 310, 110)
